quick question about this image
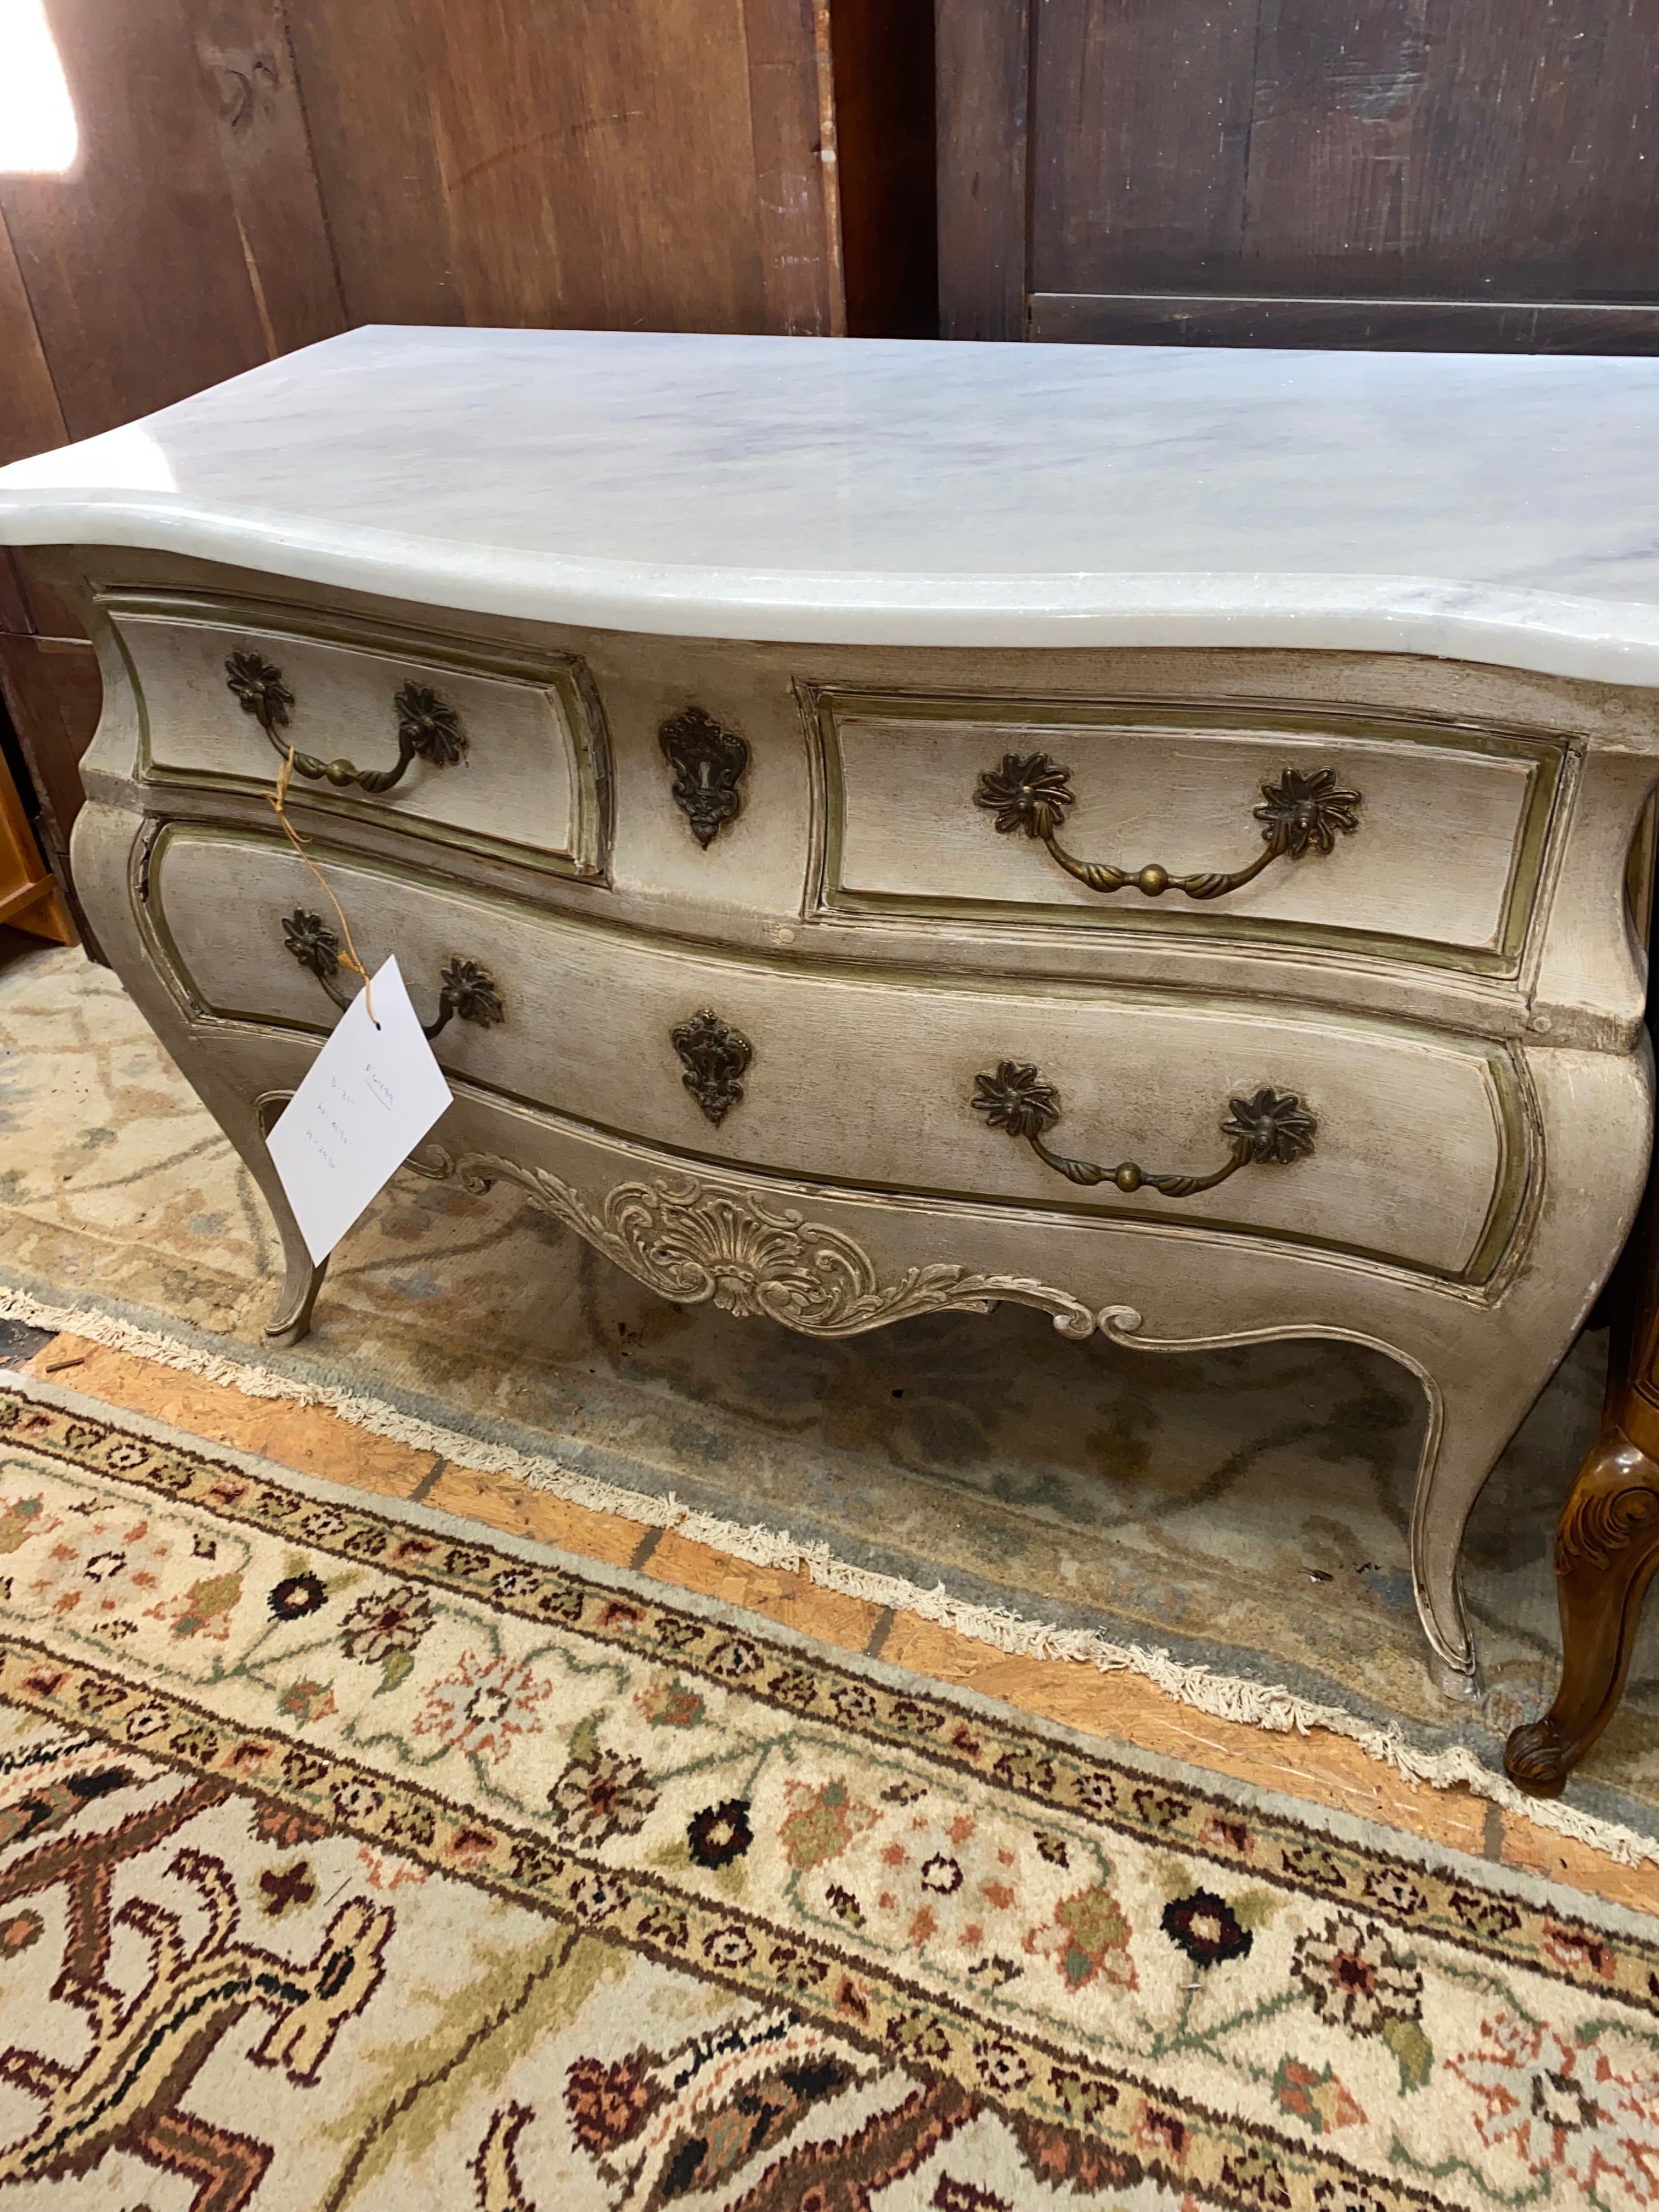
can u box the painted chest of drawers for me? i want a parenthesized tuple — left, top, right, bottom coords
(5, 328, 1659, 1702)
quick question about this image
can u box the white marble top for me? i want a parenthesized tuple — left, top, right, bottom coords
(4, 324, 1659, 680)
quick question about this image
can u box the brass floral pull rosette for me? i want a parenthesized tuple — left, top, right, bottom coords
(972, 1060, 1316, 1197)
(973, 753, 1361, 900)
(226, 652, 468, 795)
(280, 909, 505, 1041)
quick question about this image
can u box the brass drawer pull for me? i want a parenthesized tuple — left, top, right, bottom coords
(972, 1060, 1316, 1195)
(227, 652, 468, 795)
(973, 752, 1361, 900)
(280, 909, 504, 1039)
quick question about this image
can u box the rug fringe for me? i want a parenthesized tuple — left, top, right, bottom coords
(4, 1282, 1654, 1870)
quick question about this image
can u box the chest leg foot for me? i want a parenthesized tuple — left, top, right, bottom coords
(1506, 1121, 1659, 1798)
(253, 1092, 326, 1345)
(265, 1248, 327, 1346)
(1505, 1424, 1659, 1796)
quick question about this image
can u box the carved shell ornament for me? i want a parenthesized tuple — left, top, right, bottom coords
(408, 1153, 1115, 1341)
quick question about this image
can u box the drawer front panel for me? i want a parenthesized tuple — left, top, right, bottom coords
(147, 826, 1523, 1282)
(811, 690, 1564, 970)
(105, 592, 609, 878)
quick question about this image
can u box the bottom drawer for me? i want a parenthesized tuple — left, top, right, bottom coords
(145, 823, 1524, 1282)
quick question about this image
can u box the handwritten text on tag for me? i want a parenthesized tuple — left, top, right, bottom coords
(266, 956, 453, 1264)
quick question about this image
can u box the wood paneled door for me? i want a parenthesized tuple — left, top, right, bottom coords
(938, 0, 1659, 350)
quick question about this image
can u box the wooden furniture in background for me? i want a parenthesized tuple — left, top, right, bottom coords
(1506, 1124, 1659, 1795)
(0, 727, 72, 945)
(938, 0, 1659, 348)
(0, 557, 74, 947)
(1, 551, 100, 947)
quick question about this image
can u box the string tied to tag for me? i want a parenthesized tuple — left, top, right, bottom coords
(267, 747, 379, 1027)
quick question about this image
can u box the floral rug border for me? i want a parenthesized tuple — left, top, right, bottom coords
(4, 1389, 1659, 2208)
(4, 1279, 1652, 1876)
(1, 1387, 1654, 2005)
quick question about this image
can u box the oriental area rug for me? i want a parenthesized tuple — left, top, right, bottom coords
(1, 935, 1654, 1849)
(0, 1389, 1653, 2211)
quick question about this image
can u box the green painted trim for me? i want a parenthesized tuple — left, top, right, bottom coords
(808, 686, 1566, 979)
(143, 820, 1532, 1292)
(101, 588, 612, 884)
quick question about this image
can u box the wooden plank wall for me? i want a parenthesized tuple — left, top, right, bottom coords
(0, 0, 851, 945)
(940, 0, 1659, 349)
(1, 0, 844, 459)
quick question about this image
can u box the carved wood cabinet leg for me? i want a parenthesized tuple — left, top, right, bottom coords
(1506, 1147, 1659, 1797)
(1504, 1426, 1659, 1795)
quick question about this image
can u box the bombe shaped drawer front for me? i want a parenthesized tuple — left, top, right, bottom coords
(812, 691, 1564, 972)
(105, 595, 608, 878)
(146, 825, 1525, 1287)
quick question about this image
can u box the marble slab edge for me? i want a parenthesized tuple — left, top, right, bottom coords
(1, 492, 1658, 690)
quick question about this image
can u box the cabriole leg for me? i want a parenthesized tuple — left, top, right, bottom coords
(1507, 1183, 1659, 1797)
(1409, 1350, 1579, 1701)
(253, 1091, 324, 1345)
(1505, 1426, 1659, 1795)
(266, 1241, 327, 1346)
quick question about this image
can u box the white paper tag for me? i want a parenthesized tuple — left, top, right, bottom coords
(266, 956, 454, 1265)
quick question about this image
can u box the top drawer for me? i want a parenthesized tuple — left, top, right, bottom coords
(102, 591, 610, 880)
(809, 689, 1566, 973)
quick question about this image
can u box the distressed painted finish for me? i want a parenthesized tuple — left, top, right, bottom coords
(140, 816, 1517, 1279)
(817, 691, 1556, 962)
(105, 591, 609, 877)
(4, 333, 1659, 1713)
(36, 554, 1654, 1707)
